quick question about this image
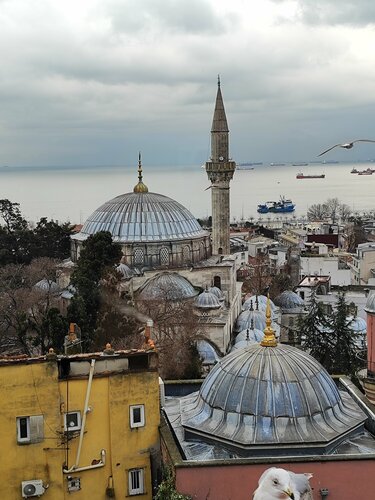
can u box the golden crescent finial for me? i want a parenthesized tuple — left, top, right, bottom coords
(260, 292, 277, 347)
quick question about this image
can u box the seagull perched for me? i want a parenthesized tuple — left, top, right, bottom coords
(318, 139, 375, 157)
(253, 467, 313, 500)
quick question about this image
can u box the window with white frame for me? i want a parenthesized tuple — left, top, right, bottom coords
(16, 415, 44, 444)
(130, 404, 145, 428)
(64, 411, 81, 432)
(128, 468, 144, 495)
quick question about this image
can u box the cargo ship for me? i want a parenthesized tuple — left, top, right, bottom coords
(296, 172, 325, 179)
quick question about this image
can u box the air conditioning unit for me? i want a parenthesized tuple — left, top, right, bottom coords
(21, 480, 45, 498)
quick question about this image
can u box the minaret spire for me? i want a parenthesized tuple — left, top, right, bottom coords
(133, 152, 148, 193)
(205, 78, 236, 255)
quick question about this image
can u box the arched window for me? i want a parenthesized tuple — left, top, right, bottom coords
(218, 247, 223, 255)
(160, 247, 170, 266)
(213, 275, 221, 289)
(182, 245, 191, 263)
(200, 242, 206, 260)
(133, 248, 144, 266)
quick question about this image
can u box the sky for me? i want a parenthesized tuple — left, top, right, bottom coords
(2, 0, 375, 166)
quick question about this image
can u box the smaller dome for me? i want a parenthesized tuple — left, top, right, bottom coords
(116, 263, 135, 279)
(347, 316, 366, 333)
(34, 279, 59, 293)
(274, 290, 304, 310)
(243, 295, 277, 313)
(197, 340, 221, 365)
(365, 292, 375, 313)
(235, 309, 280, 337)
(195, 289, 221, 310)
(136, 272, 199, 302)
(208, 286, 225, 302)
(235, 327, 264, 344)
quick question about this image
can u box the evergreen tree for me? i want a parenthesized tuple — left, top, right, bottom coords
(330, 292, 361, 376)
(67, 231, 122, 349)
(300, 290, 334, 370)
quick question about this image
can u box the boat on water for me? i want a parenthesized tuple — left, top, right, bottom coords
(296, 172, 325, 179)
(292, 162, 308, 166)
(351, 168, 359, 173)
(358, 168, 374, 175)
(257, 196, 295, 214)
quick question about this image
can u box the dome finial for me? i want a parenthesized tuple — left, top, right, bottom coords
(133, 152, 148, 193)
(217, 74, 221, 88)
(261, 292, 277, 347)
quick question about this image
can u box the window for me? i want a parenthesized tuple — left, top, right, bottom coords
(128, 468, 144, 495)
(130, 405, 145, 428)
(64, 411, 81, 432)
(16, 415, 44, 444)
(160, 247, 170, 266)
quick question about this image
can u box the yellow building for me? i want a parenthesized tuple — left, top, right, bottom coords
(0, 347, 160, 499)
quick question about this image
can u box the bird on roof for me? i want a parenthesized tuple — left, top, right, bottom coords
(253, 467, 313, 500)
(318, 139, 375, 157)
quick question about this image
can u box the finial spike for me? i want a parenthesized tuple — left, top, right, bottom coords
(133, 152, 148, 193)
(217, 74, 221, 87)
(260, 293, 277, 347)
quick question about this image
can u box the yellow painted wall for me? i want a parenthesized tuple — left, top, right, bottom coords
(0, 355, 160, 499)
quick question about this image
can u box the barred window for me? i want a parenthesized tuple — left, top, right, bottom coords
(133, 248, 144, 265)
(128, 468, 144, 495)
(160, 247, 170, 266)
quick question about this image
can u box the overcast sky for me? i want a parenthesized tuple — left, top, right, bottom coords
(2, 0, 375, 166)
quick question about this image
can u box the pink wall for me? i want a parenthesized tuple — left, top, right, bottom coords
(176, 459, 375, 500)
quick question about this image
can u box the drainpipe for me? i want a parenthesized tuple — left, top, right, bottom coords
(63, 359, 105, 473)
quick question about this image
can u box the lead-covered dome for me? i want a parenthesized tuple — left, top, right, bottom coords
(274, 290, 304, 310)
(182, 343, 365, 455)
(77, 191, 207, 243)
(136, 272, 199, 302)
(70, 166, 211, 267)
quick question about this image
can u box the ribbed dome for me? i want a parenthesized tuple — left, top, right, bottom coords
(235, 309, 280, 337)
(136, 272, 199, 301)
(242, 295, 277, 313)
(75, 191, 207, 243)
(208, 286, 225, 302)
(235, 327, 264, 344)
(116, 263, 135, 279)
(274, 290, 304, 310)
(182, 343, 365, 453)
(347, 316, 366, 333)
(34, 279, 59, 293)
(195, 289, 221, 310)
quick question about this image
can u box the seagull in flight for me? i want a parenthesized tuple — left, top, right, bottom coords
(318, 139, 375, 157)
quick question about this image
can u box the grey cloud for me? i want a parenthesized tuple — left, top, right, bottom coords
(103, 0, 235, 35)
(272, 0, 375, 26)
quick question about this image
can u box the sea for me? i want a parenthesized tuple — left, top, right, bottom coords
(0, 162, 374, 225)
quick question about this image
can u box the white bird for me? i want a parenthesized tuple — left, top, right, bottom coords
(318, 139, 375, 157)
(253, 467, 313, 500)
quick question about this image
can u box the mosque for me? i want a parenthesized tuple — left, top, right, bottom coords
(69, 79, 242, 355)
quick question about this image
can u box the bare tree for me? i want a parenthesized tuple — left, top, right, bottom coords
(307, 203, 328, 221)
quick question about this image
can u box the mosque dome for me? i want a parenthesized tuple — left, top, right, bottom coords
(347, 316, 366, 333)
(182, 342, 366, 454)
(208, 286, 225, 302)
(242, 295, 277, 313)
(70, 157, 211, 268)
(116, 263, 135, 279)
(34, 279, 59, 293)
(195, 289, 221, 310)
(136, 272, 199, 302)
(274, 290, 304, 310)
(235, 327, 264, 344)
(235, 309, 280, 337)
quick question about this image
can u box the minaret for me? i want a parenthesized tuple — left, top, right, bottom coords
(205, 77, 236, 255)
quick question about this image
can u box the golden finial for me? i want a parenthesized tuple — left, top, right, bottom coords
(260, 292, 277, 347)
(133, 152, 148, 193)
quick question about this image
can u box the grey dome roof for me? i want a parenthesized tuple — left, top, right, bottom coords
(34, 279, 59, 293)
(73, 191, 208, 243)
(182, 343, 366, 453)
(365, 292, 375, 313)
(235, 327, 264, 344)
(242, 295, 277, 313)
(197, 340, 221, 364)
(208, 286, 225, 301)
(136, 272, 199, 301)
(235, 309, 280, 337)
(274, 290, 304, 310)
(195, 289, 221, 310)
(116, 263, 135, 279)
(347, 316, 366, 333)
